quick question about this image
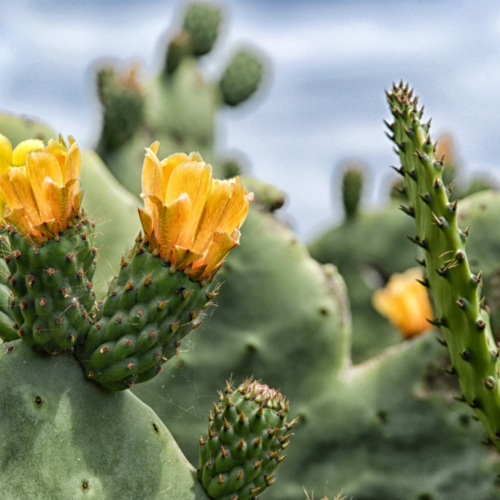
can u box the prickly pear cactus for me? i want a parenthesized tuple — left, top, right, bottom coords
(0, 340, 211, 500)
(309, 165, 419, 362)
(198, 380, 296, 500)
(134, 190, 500, 499)
(95, 2, 264, 194)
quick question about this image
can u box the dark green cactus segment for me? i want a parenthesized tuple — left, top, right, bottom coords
(198, 379, 295, 500)
(183, 3, 221, 57)
(76, 233, 217, 391)
(96, 67, 145, 152)
(387, 82, 500, 451)
(341, 165, 363, 219)
(5, 218, 97, 354)
(220, 52, 263, 107)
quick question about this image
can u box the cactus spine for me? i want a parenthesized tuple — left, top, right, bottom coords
(387, 82, 500, 448)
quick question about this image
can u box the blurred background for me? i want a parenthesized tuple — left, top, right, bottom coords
(1, 0, 499, 238)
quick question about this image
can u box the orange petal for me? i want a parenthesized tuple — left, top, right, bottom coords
(159, 193, 191, 258)
(64, 178, 79, 217)
(0, 172, 23, 210)
(164, 161, 211, 207)
(141, 194, 164, 241)
(171, 245, 204, 271)
(192, 181, 231, 254)
(142, 148, 164, 212)
(160, 153, 190, 194)
(215, 179, 250, 234)
(42, 178, 68, 229)
(200, 231, 239, 278)
(63, 141, 80, 184)
(44, 139, 68, 171)
(0, 134, 13, 173)
(12, 139, 44, 166)
(138, 208, 154, 237)
(5, 207, 35, 237)
(9, 168, 42, 226)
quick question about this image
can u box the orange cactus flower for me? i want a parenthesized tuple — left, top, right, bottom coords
(0, 134, 82, 244)
(372, 267, 434, 338)
(138, 143, 252, 282)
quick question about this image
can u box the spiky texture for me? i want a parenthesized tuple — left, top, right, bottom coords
(387, 81, 500, 450)
(198, 379, 295, 500)
(76, 234, 218, 391)
(4, 219, 96, 354)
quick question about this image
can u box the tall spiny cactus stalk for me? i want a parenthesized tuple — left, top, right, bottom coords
(387, 81, 500, 448)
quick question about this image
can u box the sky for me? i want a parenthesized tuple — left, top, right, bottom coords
(1, 0, 500, 238)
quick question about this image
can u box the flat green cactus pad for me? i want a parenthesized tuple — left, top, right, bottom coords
(0, 340, 210, 500)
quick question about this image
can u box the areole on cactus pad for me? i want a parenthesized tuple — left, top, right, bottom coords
(77, 145, 253, 390)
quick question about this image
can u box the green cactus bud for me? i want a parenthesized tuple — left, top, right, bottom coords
(198, 379, 295, 500)
(220, 51, 263, 107)
(96, 66, 145, 152)
(6, 222, 96, 354)
(75, 234, 218, 391)
(183, 3, 221, 57)
(341, 164, 363, 219)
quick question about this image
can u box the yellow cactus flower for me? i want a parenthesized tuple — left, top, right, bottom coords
(139, 143, 252, 282)
(0, 135, 82, 243)
(372, 267, 434, 338)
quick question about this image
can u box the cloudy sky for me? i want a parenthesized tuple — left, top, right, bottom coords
(1, 0, 500, 238)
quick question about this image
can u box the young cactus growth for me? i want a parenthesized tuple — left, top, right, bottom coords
(0, 135, 97, 354)
(387, 82, 500, 449)
(198, 379, 296, 500)
(77, 146, 252, 390)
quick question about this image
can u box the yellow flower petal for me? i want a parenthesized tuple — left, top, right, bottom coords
(0, 134, 13, 173)
(159, 193, 191, 258)
(372, 268, 433, 338)
(200, 231, 239, 278)
(142, 148, 164, 213)
(214, 179, 250, 234)
(8, 168, 42, 226)
(63, 142, 81, 207)
(12, 139, 44, 166)
(42, 178, 68, 230)
(160, 153, 190, 195)
(138, 208, 154, 237)
(192, 181, 232, 254)
(0, 172, 23, 210)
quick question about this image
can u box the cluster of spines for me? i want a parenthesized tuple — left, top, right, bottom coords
(76, 231, 218, 391)
(386, 81, 500, 449)
(198, 379, 297, 500)
(2, 218, 97, 354)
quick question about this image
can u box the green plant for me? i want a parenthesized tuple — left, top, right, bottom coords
(387, 81, 500, 450)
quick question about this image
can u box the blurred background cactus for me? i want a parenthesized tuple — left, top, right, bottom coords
(95, 2, 264, 195)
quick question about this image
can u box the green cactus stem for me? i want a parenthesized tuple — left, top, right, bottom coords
(387, 81, 500, 450)
(341, 164, 364, 219)
(198, 379, 296, 500)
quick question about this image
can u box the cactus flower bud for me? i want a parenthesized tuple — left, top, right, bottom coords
(372, 267, 433, 338)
